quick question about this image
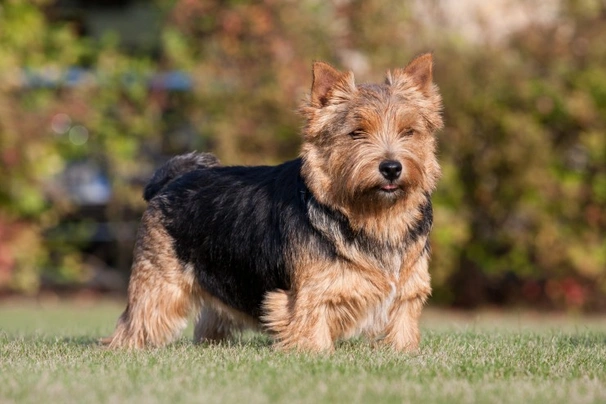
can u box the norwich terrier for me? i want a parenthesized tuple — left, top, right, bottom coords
(103, 53, 443, 352)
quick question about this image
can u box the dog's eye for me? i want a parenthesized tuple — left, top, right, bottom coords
(349, 130, 366, 140)
(401, 128, 415, 137)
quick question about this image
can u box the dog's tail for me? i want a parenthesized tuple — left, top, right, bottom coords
(143, 152, 220, 202)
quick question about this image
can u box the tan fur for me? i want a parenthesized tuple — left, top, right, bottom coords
(105, 54, 442, 352)
(263, 53, 442, 352)
(102, 208, 257, 349)
(262, 239, 432, 352)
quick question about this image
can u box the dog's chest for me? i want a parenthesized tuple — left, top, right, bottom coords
(347, 273, 400, 339)
(347, 244, 405, 333)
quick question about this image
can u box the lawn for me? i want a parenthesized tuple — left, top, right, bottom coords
(1, 300, 605, 404)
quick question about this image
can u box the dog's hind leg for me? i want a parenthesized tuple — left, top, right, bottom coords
(102, 209, 199, 349)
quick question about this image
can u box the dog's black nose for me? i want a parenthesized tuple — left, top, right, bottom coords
(379, 160, 402, 181)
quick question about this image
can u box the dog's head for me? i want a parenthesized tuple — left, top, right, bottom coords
(300, 54, 443, 218)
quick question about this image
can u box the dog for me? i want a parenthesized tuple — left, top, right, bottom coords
(103, 53, 443, 352)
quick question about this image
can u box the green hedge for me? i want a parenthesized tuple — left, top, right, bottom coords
(0, 0, 604, 309)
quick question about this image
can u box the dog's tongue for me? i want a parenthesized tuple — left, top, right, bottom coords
(381, 184, 398, 191)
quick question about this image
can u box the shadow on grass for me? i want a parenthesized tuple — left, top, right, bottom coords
(0, 327, 275, 348)
(560, 334, 606, 347)
(58, 332, 275, 350)
(0, 332, 106, 347)
(192, 332, 274, 349)
(59, 336, 104, 346)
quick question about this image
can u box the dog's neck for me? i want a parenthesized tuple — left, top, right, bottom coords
(300, 174, 431, 251)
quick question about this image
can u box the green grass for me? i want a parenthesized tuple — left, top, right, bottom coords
(1, 301, 605, 404)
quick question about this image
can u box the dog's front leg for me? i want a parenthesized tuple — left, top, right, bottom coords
(382, 295, 426, 352)
(263, 261, 389, 352)
(382, 256, 431, 352)
(263, 287, 335, 353)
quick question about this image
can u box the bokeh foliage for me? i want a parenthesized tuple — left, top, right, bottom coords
(0, 0, 604, 309)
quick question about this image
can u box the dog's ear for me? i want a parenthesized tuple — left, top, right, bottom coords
(387, 53, 433, 96)
(311, 62, 356, 107)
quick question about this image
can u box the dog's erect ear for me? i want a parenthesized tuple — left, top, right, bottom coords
(311, 62, 355, 107)
(387, 53, 434, 95)
(404, 53, 433, 93)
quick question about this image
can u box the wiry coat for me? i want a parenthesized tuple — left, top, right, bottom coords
(104, 53, 443, 351)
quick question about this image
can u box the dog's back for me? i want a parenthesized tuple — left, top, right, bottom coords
(151, 158, 321, 318)
(143, 152, 220, 202)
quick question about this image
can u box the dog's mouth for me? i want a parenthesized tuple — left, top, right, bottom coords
(379, 184, 400, 193)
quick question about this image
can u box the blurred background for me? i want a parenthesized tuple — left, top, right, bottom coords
(0, 0, 604, 311)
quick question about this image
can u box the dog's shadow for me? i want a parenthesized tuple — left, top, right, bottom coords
(1, 333, 106, 347)
(559, 334, 606, 348)
(190, 332, 274, 350)
(62, 336, 104, 346)
(70, 331, 275, 350)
